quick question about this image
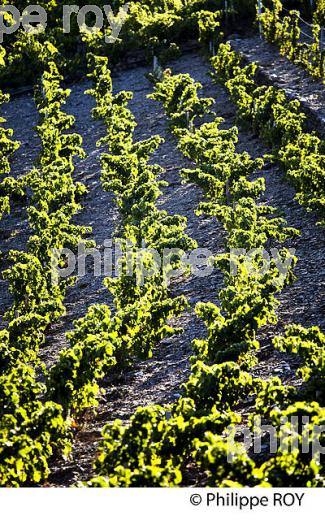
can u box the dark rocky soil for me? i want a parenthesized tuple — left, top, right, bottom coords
(0, 45, 324, 487)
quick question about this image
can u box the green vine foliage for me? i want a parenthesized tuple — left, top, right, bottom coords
(0, 53, 88, 486)
(274, 325, 325, 402)
(2, 10, 325, 488)
(211, 42, 325, 225)
(0, 1, 257, 86)
(259, 0, 325, 81)
(45, 53, 196, 416)
(78, 59, 325, 488)
(0, 46, 20, 227)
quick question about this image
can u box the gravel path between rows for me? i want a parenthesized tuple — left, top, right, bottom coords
(0, 48, 324, 486)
